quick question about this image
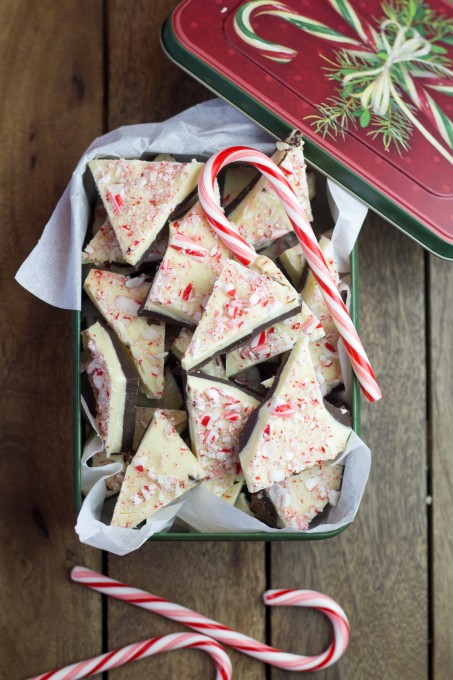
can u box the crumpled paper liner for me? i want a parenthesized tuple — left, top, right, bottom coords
(16, 99, 371, 555)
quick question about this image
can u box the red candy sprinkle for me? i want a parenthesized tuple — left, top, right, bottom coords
(225, 411, 240, 421)
(201, 415, 210, 426)
(324, 342, 336, 354)
(274, 404, 295, 416)
(182, 283, 193, 301)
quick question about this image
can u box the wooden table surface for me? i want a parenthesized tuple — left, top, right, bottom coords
(2, 2, 452, 678)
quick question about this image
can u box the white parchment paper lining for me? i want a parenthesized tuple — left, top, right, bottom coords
(16, 99, 370, 555)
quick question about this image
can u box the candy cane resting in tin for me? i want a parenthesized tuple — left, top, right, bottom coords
(71, 566, 350, 672)
(198, 146, 381, 403)
(26, 632, 231, 680)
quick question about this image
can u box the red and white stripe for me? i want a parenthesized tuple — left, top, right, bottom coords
(26, 632, 231, 680)
(169, 232, 209, 260)
(198, 147, 381, 402)
(70, 566, 350, 672)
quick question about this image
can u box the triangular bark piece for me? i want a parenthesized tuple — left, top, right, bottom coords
(225, 302, 323, 377)
(181, 256, 300, 371)
(111, 410, 206, 528)
(186, 374, 259, 501)
(228, 132, 312, 250)
(239, 334, 351, 493)
(83, 269, 165, 399)
(264, 461, 343, 530)
(89, 158, 203, 265)
(140, 198, 230, 325)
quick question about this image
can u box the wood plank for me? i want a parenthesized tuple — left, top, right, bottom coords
(108, 544, 266, 678)
(0, 1, 104, 677)
(270, 216, 429, 678)
(430, 255, 453, 677)
(106, 1, 266, 678)
(107, 0, 210, 130)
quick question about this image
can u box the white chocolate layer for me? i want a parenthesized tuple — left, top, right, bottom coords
(225, 303, 323, 377)
(89, 158, 203, 265)
(133, 407, 187, 449)
(142, 199, 230, 325)
(83, 269, 165, 399)
(229, 134, 312, 250)
(239, 334, 351, 493)
(82, 322, 127, 456)
(181, 256, 300, 371)
(111, 410, 206, 528)
(279, 244, 306, 288)
(203, 473, 244, 505)
(170, 327, 225, 378)
(267, 461, 343, 530)
(186, 375, 259, 499)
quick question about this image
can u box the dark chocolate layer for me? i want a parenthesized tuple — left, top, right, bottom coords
(186, 301, 301, 373)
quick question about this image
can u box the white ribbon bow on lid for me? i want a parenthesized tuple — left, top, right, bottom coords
(343, 20, 431, 116)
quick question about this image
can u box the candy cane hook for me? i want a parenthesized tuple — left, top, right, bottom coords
(198, 146, 381, 402)
(71, 566, 350, 672)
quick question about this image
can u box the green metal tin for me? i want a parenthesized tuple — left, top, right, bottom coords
(73, 246, 360, 541)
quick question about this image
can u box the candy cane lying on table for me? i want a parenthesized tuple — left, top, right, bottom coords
(198, 146, 381, 403)
(26, 632, 232, 680)
(71, 566, 350, 672)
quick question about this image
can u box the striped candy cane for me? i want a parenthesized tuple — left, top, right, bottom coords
(71, 566, 350, 672)
(26, 632, 232, 680)
(198, 146, 381, 402)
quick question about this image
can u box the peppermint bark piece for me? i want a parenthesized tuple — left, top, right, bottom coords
(140, 199, 230, 325)
(91, 452, 128, 497)
(82, 321, 138, 456)
(186, 374, 259, 502)
(170, 328, 225, 379)
(83, 269, 165, 399)
(203, 474, 244, 505)
(181, 256, 301, 372)
(279, 244, 307, 288)
(89, 158, 203, 265)
(82, 220, 126, 265)
(82, 218, 168, 266)
(225, 303, 323, 377)
(133, 407, 187, 449)
(221, 165, 258, 208)
(111, 410, 206, 529)
(262, 461, 343, 530)
(302, 236, 342, 395)
(239, 334, 351, 493)
(228, 132, 312, 250)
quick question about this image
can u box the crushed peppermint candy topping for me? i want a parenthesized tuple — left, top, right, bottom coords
(187, 376, 259, 484)
(225, 303, 322, 378)
(182, 257, 300, 372)
(141, 200, 230, 325)
(239, 335, 351, 494)
(83, 269, 165, 399)
(266, 462, 344, 530)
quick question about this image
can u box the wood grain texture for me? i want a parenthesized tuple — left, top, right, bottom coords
(106, 2, 265, 678)
(270, 216, 429, 679)
(107, 0, 210, 129)
(430, 255, 453, 678)
(0, 1, 104, 677)
(108, 544, 266, 679)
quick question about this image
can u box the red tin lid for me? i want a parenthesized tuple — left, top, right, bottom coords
(163, 0, 453, 258)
